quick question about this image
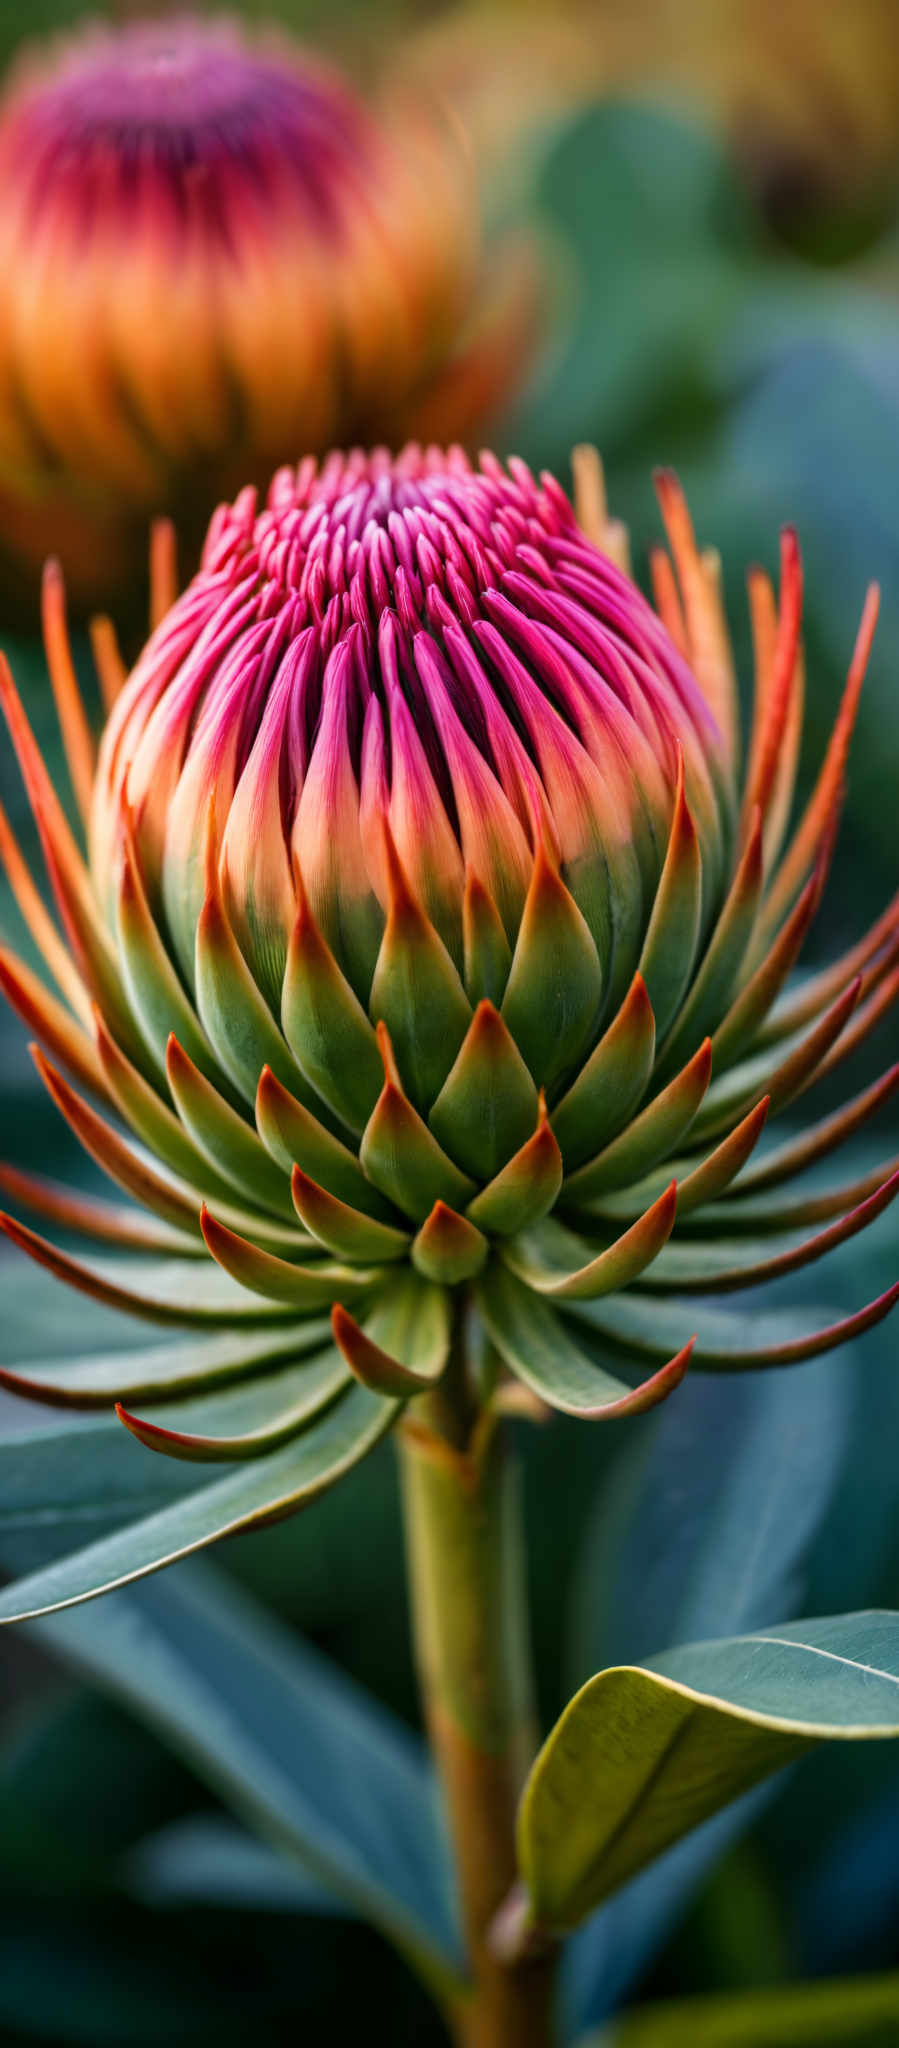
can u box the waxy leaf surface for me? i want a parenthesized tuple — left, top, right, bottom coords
(519, 1611, 899, 1931)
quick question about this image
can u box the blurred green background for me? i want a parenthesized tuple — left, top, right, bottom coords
(1, 2, 898, 2043)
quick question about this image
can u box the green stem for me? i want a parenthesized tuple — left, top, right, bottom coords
(398, 1348, 558, 2048)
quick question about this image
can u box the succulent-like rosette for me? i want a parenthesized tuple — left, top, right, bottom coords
(0, 16, 529, 605)
(0, 445, 896, 1612)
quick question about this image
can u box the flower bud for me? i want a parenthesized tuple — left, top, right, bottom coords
(0, 446, 896, 1603)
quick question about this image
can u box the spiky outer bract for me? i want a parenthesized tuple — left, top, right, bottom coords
(0, 16, 530, 605)
(0, 445, 896, 1613)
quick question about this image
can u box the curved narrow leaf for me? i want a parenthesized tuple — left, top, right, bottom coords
(0, 1220, 300, 1325)
(0, 1381, 395, 1621)
(565, 1039, 712, 1201)
(0, 1413, 199, 1569)
(518, 1611, 899, 1932)
(0, 1159, 196, 1254)
(255, 1062, 393, 1219)
(502, 1185, 677, 1300)
(360, 1025, 477, 1220)
(117, 1346, 350, 1462)
(635, 759, 701, 1038)
(428, 998, 539, 1180)
(26, 1560, 462, 1983)
(636, 1168, 899, 1292)
(575, 1282, 899, 1369)
(199, 1206, 378, 1308)
(465, 1105, 562, 1237)
(331, 1274, 452, 1395)
(166, 1034, 297, 1220)
(476, 1262, 691, 1418)
(1, 1319, 332, 1408)
(290, 1163, 410, 1263)
(727, 1064, 899, 1195)
(126, 1813, 336, 1914)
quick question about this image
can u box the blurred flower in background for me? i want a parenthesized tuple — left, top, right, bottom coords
(406, 0, 899, 243)
(0, 12, 536, 609)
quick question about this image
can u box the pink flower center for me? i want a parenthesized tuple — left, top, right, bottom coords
(4, 18, 373, 241)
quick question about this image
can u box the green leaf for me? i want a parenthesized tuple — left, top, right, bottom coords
(0, 1230, 301, 1326)
(560, 1347, 856, 2034)
(568, 1351, 852, 1683)
(1, 1319, 333, 1406)
(476, 1262, 689, 1417)
(518, 1611, 899, 1931)
(117, 1345, 350, 1463)
(0, 1411, 198, 1559)
(25, 1558, 462, 1982)
(125, 1813, 336, 1914)
(0, 1381, 395, 1620)
(581, 1970, 899, 2046)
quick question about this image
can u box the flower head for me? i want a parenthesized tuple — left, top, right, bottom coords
(0, 445, 896, 1614)
(0, 16, 528, 604)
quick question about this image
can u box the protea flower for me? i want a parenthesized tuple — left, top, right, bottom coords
(0, 16, 530, 606)
(0, 444, 896, 1608)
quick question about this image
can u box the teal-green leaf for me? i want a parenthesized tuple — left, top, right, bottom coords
(1, 1319, 333, 1406)
(580, 1970, 899, 2047)
(118, 1345, 350, 1462)
(475, 1262, 687, 1417)
(126, 1813, 336, 1914)
(518, 1610, 899, 1931)
(0, 1413, 198, 1558)
(0, 1381, 395, 1621)
(24, 1560, 462, 1984)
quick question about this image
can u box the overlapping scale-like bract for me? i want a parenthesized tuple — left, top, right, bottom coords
(0, 16, 529, 604)
(0, 443, 896, 1617)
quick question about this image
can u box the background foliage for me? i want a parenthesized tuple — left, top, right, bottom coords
(1, 1, 898, 2041)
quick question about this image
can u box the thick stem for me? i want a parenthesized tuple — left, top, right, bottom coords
(399, 1367, 557, 2048)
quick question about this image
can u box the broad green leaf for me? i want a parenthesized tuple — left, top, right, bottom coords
(582, 1970, 899, 2046)
(0, 1381, 395, 1621)
(519, 1611, 899, 1931)
(26, 1558, 461, 1983)
(562, 1354, 853, 2032)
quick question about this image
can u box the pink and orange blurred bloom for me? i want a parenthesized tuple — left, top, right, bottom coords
(0, 15, 533, 603)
